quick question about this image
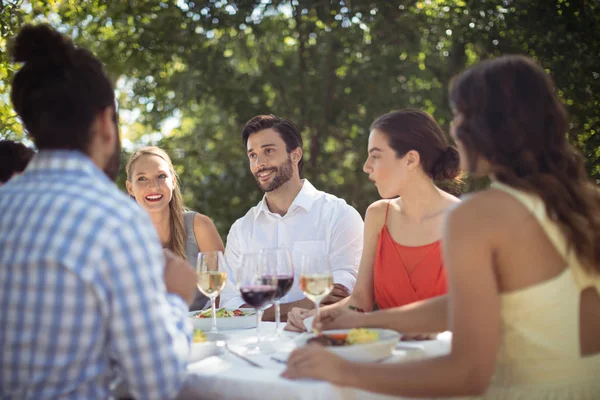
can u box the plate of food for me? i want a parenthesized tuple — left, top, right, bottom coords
(188, 329, 220, 363)
(295, 328, 401, 363)
(188, 308, 257, 330)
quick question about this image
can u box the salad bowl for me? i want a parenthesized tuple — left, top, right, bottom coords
(295, 328, 400, 363)
(188, 308, 257, 330)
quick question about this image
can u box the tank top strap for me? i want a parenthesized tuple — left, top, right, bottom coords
(490, 180, 599, 291)
(183, 211, 200, 257)
(184, 211, 196, 235)
(384, 201, 391, 223)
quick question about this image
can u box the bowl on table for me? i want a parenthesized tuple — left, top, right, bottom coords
(295, 328, 401, 363)
(188, 308, 257, 330)
(188, 329, 220, 362)
(189, 341, 220, 363)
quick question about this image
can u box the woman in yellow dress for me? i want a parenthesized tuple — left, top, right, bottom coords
(282, 55, 600, 398)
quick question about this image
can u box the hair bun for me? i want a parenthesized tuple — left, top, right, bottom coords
(10, 24, 73, 65)
(432, 146, 461, 181)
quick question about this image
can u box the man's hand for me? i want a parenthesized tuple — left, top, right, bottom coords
(163, 249, 197, 306)
(261, 297, 314, 322)
(254, 284, 350, 325)
(322, 284, 350, 305)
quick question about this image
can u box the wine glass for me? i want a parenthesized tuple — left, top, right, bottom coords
(196, 251, 228, 335)
(298, 252, 333, 322)
(260, 247, 294, 337)
(237, 252, 278, 354)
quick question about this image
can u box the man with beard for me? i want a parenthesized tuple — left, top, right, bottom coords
(0, 25, 196, 400)
(220, 115, 364, 321)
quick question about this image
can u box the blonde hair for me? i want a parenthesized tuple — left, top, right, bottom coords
(126, 146, 187, 260)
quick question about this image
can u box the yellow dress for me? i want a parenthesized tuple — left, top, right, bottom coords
(467, 181, 600, 399)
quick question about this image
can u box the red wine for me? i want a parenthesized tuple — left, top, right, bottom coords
(262, 275, 294, 300)
(240, 285, 276, 308)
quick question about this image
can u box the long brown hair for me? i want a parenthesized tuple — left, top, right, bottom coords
(126, 146, 187, 260)
(450, 55, 600, 273)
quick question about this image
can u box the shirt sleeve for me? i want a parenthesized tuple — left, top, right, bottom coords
(103, 215, 192, 400)
(220, 220, 245, 309)
(328, 203, 364, 293)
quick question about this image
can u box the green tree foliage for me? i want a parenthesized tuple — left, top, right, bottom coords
(1, 0, 598, 238)
(0, 0, 27, 140)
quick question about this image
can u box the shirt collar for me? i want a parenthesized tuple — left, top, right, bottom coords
(254, 179, 320, 219)
(26, 150, 111, 183)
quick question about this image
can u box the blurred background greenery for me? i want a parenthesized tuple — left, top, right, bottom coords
(1, 0, 598, 239)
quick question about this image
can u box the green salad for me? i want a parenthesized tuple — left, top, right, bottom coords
(193, 308, 252, 319)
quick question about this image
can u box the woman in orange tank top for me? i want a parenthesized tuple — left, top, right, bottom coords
(373, 200, 448, 309)
(285, 109, 461, 331)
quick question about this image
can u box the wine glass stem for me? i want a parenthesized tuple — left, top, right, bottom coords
(275, 300, 281, 336)
(211, 296, 218, 333)
(256, 309, 262, 349)
(315, 300, 321, 322)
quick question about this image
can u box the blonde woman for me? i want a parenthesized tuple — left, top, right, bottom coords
(126, 146, 224, 310)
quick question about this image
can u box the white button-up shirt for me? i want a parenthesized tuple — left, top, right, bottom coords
(220, 179, 364, 308)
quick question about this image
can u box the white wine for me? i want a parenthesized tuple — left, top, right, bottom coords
(299, 274, 333, 302)
(197, 271, 227, 297)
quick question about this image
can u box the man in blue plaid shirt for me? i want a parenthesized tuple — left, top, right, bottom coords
(0, 25, 198, 399)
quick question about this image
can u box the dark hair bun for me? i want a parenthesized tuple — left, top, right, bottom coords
(10, 24, 73, 65)
(432, 146, 461, 181)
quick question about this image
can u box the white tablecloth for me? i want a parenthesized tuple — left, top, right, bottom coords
(177, 323, 451, 400)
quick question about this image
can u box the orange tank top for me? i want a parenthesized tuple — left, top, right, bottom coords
(373, 202, 447, 309)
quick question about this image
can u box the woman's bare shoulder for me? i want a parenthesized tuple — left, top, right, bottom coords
(440, 189, 462, 206)
(447, 188, 531, 228)
(193, 213, 218, 233)
(366, 199, 393, 214)
(364, 199, 395, 228)
(193, 212, 224, 250)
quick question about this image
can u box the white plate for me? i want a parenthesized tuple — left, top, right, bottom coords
(296, 329, 400, 363)
(188, 341, 220, 363)
(188, 309, 257, 330)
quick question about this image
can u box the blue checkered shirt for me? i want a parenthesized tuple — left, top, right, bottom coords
(0, 151, 192, 399)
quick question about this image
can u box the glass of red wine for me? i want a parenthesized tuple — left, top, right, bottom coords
(260, 247, 294, 338)
(237, 252, 278, 354)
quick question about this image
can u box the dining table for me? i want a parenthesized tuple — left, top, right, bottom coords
(176, 322, 452, 400)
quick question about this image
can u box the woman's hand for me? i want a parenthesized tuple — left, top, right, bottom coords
(282, 345, 352, 384)
(284, 307, 313, 332)
(314, 306, 367, 331)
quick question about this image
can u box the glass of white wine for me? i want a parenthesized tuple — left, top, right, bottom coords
(298, 252, 333, 322)
(196, 251, 228, 334)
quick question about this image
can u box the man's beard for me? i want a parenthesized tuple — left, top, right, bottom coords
(103, 122, 122, 182)
(254, 156, 294, 193)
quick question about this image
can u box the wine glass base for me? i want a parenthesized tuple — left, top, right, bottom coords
(243, 341, 276, 355)
(261, 329, 285, 343)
